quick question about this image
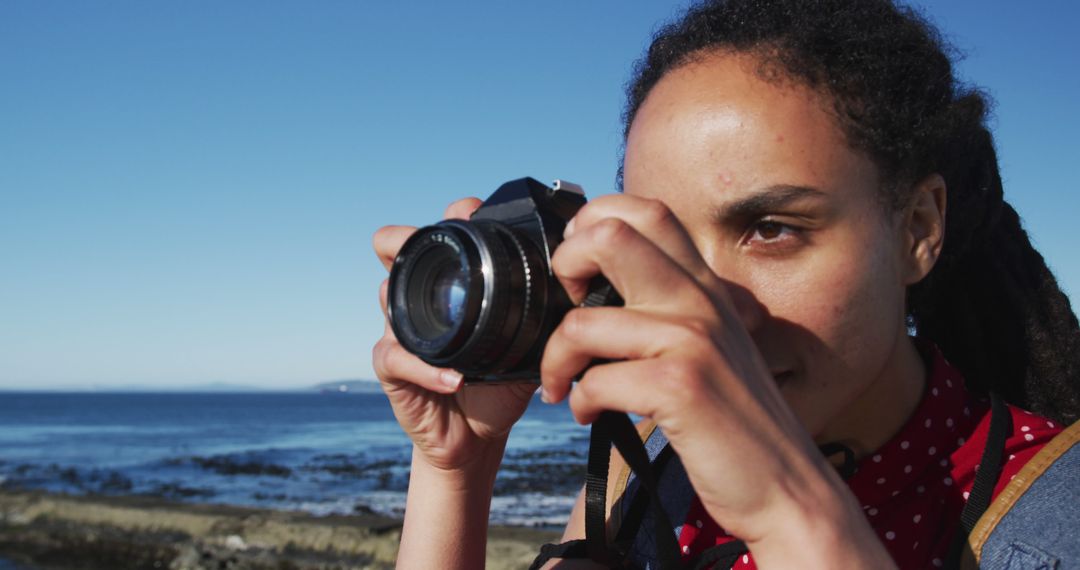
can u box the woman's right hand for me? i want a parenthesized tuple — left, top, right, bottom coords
(372, 197, 536, 474)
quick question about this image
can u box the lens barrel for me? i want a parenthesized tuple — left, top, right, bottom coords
(388, 219, 548, 376)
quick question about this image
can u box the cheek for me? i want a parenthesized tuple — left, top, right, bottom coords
(752, 230, 907, 430)
(814, 251, 903, 365)
(755, 242, 902, 346)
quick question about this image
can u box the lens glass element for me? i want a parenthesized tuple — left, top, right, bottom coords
(429, 262, 467, 330)
(406, 244, 469, 340)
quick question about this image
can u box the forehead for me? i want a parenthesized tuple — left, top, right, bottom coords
(623, 51, 878, 204)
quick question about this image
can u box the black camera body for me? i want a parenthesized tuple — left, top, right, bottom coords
(388, 177, 616, 383)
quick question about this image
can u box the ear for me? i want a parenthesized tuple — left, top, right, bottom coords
(901, 173, 946, 285)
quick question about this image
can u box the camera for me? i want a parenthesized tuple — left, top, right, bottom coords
(387, 177, 620, 383)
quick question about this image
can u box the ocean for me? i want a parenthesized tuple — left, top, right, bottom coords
(0, 390, 590, 528)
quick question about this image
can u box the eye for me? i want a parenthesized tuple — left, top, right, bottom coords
(742, 218, 807, 254)
(752, 221, 787, 241)
(748, 220, 796, 242)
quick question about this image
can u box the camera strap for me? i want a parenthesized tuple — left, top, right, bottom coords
(530, 410, 691, 569)
(589, 411, 686, 568)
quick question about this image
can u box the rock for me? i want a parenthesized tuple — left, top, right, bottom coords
(224, 535, 247, 551)
(168, 545, 205, 570)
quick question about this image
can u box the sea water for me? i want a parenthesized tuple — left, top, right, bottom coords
(0, 391, 590, 527)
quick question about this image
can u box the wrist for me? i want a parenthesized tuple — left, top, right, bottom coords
(410, 435, 508, 493)
(745, 464, 896, 569)
(397, 438, 509, 569)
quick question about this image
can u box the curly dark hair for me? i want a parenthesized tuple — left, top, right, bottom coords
(621, 0, 1080, 424)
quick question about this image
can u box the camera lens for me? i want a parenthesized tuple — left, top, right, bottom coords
(388, 219, 550, 376)
(406, 247, 468, 339)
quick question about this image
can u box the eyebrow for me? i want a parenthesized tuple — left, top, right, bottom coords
(716, 184, 827, 222)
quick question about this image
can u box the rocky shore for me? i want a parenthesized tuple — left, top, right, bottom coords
(0, 490, 560, 570)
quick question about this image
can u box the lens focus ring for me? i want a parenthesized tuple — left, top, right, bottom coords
(389, 223, 480, 359)
(388, 219, 533, 372)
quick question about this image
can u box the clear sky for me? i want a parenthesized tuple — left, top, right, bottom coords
(1, 1, 1077, 389)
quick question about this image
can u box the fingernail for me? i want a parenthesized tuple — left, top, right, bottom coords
(564, 217, 576, 238)
(440, 370, 463, 391)
(539, 387, 552, 404)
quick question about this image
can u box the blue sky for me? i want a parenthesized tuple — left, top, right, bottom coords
(1, 1, 1077, 389)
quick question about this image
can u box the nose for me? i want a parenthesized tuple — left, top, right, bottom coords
(717, 277, 767, 335)
(699, 245, 767, 335)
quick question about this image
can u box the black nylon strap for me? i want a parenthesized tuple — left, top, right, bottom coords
(689, 540, 749, 570)
(614, 444, 676, 549)
(585, 412, 616, 564)
(817, 441, 858, 479)
(961, 393, 1011, 532)
(603, 411, 684, 569)
(529, 540, 588, 570)
(945, 392, 1010, 568)
(533, 411, 683, 569)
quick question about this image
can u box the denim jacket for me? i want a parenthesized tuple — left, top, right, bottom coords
(964, 420, 1080, 570)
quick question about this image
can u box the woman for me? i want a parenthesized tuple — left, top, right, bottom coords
(373, 0, 1080, 567)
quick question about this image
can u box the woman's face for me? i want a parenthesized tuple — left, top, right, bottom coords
(623, 51, 915, 440)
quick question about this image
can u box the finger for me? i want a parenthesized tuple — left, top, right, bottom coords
(372, 198, 480, 272)
(443, 197, 483, 220)
(568, 195, 715, 287)
(379, 279, 394, 336)
(373, 337, 464, 394)
(379, 278, 390, 315)
(373, 225, 417, 271)
(567, 358, 679, 424)
(540, 306, 703, 403)
(553, 217, 715, 311)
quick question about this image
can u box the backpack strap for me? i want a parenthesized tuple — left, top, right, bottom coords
(960, 417, 1080, 569)
(946, 393, 1011, 568)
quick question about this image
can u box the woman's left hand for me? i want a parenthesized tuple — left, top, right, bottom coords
(539, 194, 882, 564)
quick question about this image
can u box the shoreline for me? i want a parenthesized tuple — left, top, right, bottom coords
(0, 489, 560, 569)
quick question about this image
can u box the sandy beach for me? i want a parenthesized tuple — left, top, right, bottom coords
(0, 490, 561, 569)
